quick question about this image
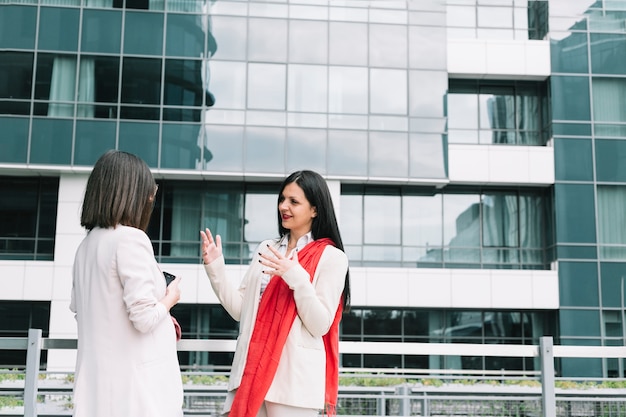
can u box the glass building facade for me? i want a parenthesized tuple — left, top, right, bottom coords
(0, 0, 624, 378)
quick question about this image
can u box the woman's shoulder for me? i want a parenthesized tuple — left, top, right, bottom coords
(321, 243, 348, 263)
(114, 225, 149, 241)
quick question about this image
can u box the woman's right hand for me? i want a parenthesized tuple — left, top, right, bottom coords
(200, 228, 222, 265)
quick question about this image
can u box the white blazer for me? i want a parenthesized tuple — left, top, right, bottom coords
(70, 225, 183, 417)
(204, 238, 348, 411)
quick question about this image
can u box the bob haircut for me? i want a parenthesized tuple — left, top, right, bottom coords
(277, 170, 351, 309)
(80, 150, 157, 232)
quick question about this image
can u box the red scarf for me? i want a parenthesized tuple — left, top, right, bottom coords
(228, 238, 342, 417)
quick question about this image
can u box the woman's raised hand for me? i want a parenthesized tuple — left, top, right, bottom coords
(200, 228, 222, 265)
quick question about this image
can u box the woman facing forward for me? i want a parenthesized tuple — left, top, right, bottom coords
(71, 150, 183, 417)
(201, 170, 350, 417)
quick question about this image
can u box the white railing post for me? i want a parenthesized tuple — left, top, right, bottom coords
(540, 336, 556, 417)
(24, 328, 42, 417)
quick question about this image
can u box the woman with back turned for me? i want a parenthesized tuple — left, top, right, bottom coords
(201, 170, 351, 417)
(71, 150, 183, 417)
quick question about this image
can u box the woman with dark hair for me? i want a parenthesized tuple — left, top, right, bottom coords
(201, 170, 350, 417)
(71, 150, 184, 417)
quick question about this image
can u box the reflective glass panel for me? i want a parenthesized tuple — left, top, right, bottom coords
(203, 125, 244, 172)
(0, 52, 33, 101)
(592, 78, 626, 123)
(409, 26, 446, 70)
(559, 309, 601, 337)
(443, 194, 481, 247)
(600, 262, 626, 308)
(327, 129, 368, 176)
(369, 24, 407, 68)
(329, 21, 367, 66)
(161, 123, 203, 169)
(0, 118, 29, 163)
(247, 18, 286, 62)
(328, 67, 368, 115)
(340, 194, 363, 246)
(402, 194, 442, 247)
(595, 140, 626, 182)
(38, 7, 79, 51)
(247, 63, 286, 110)
(0, 6, 36, 49)
(551, 76, 591, 121)
(408, 133, 447, 178)
(409, 70, 447, 118)
(30, 118, 72, 165)
(590, 34, 626, 75)
(166, 13, 207, 58)
(288, 65, 327, 113)
(209, 61, 246, 109)
(285, 128, 326, 174)
(121, 57, 162, 105)
(370, 69, 407, 115)
(369, 131, 408, 177)
(288, 20, 328, 64)
(118, 122, 159, 167)
(244, 127, 285, 173)
(550, 32, 588, 74)
(482, 193, 518, 247)
(164, 59, 204, 108)
(559, 262, 599, 307)
(123, 11, 164, 55)
(554, 184, 596, 243)
(554, 138, 593, 181)
(81, 9, 122, 54)
(364, 194, 401, 245)
(74, 121, 116, 165)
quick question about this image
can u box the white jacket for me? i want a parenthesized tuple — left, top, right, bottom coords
(70, 225, 183, 417)
(203, 238, 348, 410)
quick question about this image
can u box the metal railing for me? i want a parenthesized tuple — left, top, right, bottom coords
(2, 330, 626, 417)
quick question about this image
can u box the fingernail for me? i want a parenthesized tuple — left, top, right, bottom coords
(258, 259, 261, 263)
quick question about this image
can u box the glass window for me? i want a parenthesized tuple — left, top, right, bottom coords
(444, 193, 481, 247)
(551, 76, 591, 122)
(363, 309, 402, 341)
(550, 32, 588, 74)
(285, 128, 326, 174)
(74, 120, 116, 165)
(555, 184, 596, 244)
(590, 33, 626, 75)
(364, 193, 401, 245)
(203, 125, 244, 172)
(211, 15, 247, 62)
(164, 59, 205, 108)
(247, 18, 287, 62)
(0, 52, 33, 116)
(402, 193, 443, 260)
(369, 131, 408, 177)
(287, 65, 327, 113)
(409, 70, 447, 118)
(123, 11, 163, 56)
(81, 9, 122, 54)
(34, 53, 78, 118)
(409, 133, 447, 179)
(370, 68, 407, 115)
(600, 262, 626, 308)
(209, 61, 246, 109)
(161, 123, 202, 169)
(30, 118, 73, 165)
(597, 185, 626, 260)
(244, 127, 285, 173)
(327, 129, 368, 176)
(166, 13, 207, 58)
(0, 118, 29, 163)
(38, 7, 79, 51)
(0, 301, 50, 367)
(369, 24, 407, 69)
(0, 6, 36, 49)
(482, 192, 518, 248)
(0, 177, 58, 261)
(118, 122, 159, 167)
(247, 63, 286, 110)
(288, 20, 328, 64)
(595, 140, 626, 182)
(329, 21, 367, 66)
(559, 262, 599, 307)
(559, 309, 601, 337)
(554, 138, 593, 182)
(328, 66, 368, 115)
(121, 57, 162, 105)
(477, 5, 513, 28)
(408, 26, 446, 70)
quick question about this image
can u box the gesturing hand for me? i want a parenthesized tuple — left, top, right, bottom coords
(259, 244, 299, 277)
(200, 228, 222, 265)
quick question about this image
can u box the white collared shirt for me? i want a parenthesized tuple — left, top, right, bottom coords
(260, 232, 313, 296)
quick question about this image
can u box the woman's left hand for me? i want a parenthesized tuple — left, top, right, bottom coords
(259, 245, 299, 277)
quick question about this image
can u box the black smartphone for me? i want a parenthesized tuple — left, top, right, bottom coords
(163, 271, 176, 286)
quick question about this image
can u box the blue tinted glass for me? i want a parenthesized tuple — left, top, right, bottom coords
(590, 33, 626, 75)
(30, 119, 72, 165)
(0, 117, 29, 163)
(600, 262, 626, 308)
(559, 309, 601, 337)
(552, 123, 592, 136)
(244, 127, 285, 174)
(0, 6, 36, 49)
(203, 125, 243, 172)
(161, 123, 202, 169)
(74, 121, 116, 165)
(124, 11, 163, 56)
(81, 10, 122, 54)
(559, 262, 599, 307)
(551, 32, 588, 74)
(554, 138, 593, 181)
(557, 245, 597, 260)
(164, 59, 204, 108)
(555, 184, 597, 244)
(38, 7, 79, 51)
(596, 139, 626, 182)
(551, 76, 591, 121)
(119, 122, 159, 168)
(166, 14, 205, 57)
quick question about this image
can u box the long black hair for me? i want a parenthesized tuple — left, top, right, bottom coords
(277, 170, 351, 310)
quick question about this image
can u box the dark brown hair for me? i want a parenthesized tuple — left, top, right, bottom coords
(80, 150, 156, 232)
